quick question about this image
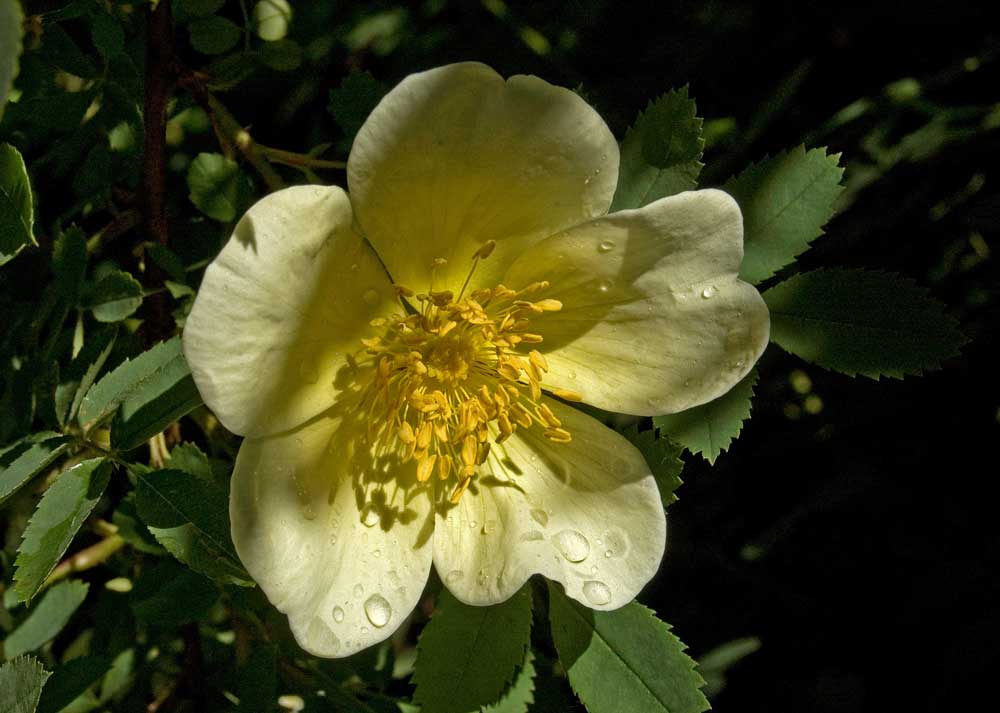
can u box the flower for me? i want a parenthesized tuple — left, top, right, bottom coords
(182, 62, 769, 657)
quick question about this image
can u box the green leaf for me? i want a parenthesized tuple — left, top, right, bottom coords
(12, 459, 112, 602)
(413, 587, 533, 713)
(724, 145, 844, 285)
(481, 650, 535, 713)
(167, 442, 213, 481)
(327, 71, 385, 141)
(175, 0, 226, 20)
(611, 87, 704, 211)
(82, 270, 143, 323)
(189, 16, 242, 55)
(253, 0, 292, 41)
(90, 11, 124, 60)
(130, 561, 218, 626)
(135, 468, 252, 586)
(110, 362, 202, 452)
(548, 584, 709, 713)
(624, 428, 684, 507)
(58, 326, 117, 429)
(0, 143, 35, 267)
(0, 432, 73, 506)
(77, 337, 193, 434)
(763, 269, 966, 378)
(653, 369, 758, 464)
(0, 656, 51, 713)
(186, 152, 251, 222)
(36, 655, 112, 713)
(3, 581, 89, 659)
(0, 0, 24, 121)
(259, 38, 302, 71)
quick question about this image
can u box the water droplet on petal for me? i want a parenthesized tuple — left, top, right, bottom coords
(583, 580, 612, 605)
(353, 584, 364, 599)
(597, 279, 613, 293)
(476, 569, 490, 586)
(445, 570, 464, 584)
(363, 288, 379, 305)
(553, 530, 590, 562)
(520, 530, 545, 542)
(469, 520, 478, 529)
(364, 594, 392, 628)
(603, 529, 629, 558)
(329, 533, 338, 546)
(373, 549, 381, 558)
(701, 285, 717, 299)
(529, 508, 549, 527)
(332, 606, 344, 623)
(361, 507, 380, 528)
(361, 626, 369, 634)
(597, 240, 614, 253)
(483, 520, 497, 535)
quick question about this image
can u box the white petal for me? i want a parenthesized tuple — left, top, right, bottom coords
(504, 189, 770, 415)
(348, 62, 619, 294)
(183, 185, 396, 437)
(433, 399, 665, 610)
(231, 407, 434, 658)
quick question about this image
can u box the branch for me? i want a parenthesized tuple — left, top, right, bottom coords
(43, 534, 126, 588)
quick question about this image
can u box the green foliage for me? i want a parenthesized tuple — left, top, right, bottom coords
(328, 71, 386, 141)
(130, 560, 218, 626)
(611, 87, 704, 211)
(189, 16, 243, 56)
(724, 146, 844, 285)
(548, 584, 709, 713)
(3, 580, 89, 659)
(0, 143, 34, 266)
(413, 587, 533, 713)
(481, 650, 536, 713)
(0, 432, 73, 506)
(57, 326, 117, 429)
(186, 152, 252, 222)
(0, 656, 50, 713)
(654, 369, 759, 463)
(82, 270, 143, 323)
(89, 10, 125, 61)
(135, 468, 252, 586)
(13, 458, 112, 602)
(624, 427, 685, 507)
(110, 360, 202, 452)
(35, 655, 112, 713)
(763, 269, 966, 378)
(0, 0, 22, 121)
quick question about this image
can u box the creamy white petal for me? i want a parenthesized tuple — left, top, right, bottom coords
(347, 62, 619, 294)
(433, 399, 665, 610)
(183, 185, 396, 437)
(231, 406, 434, 658)
(504, 189, 770, 416)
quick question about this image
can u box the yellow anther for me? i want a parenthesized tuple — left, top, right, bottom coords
(551, 388, 584, 402)
(544, 427, 572, 443)
(429, 290, 454, 306)
(529, 350, 548, 373)
(536, 404, 561, 428)
(450, 476, 473, 504)
(461, 435, 478, 466)
(393, 284, 415, 298)
(361, 337, 381, 349)
(416, 421, 433, 450)
(416, 453, 437, 482)
(498, 412, 513, 440)
(497, 361, 521, 381)
(535, 299, 562, 312)
(475, 240, 497, 259)
(398, 421, 415, 444)
(370, 317, 387, 327)
(437, 455, 452, 480)
(529, 377, 541, 402)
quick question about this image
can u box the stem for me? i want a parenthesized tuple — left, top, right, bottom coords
(43, 534, 126, 588)
(257, 145, 347, 170)
(205, 93, 285, 191)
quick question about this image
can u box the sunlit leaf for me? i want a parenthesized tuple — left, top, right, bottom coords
(0, 432, 73, 506)
(3, 581, 89, 659)
(0, 143, 35, 267)
(0, 656, 51, 713)
(186, 152, 252, 222)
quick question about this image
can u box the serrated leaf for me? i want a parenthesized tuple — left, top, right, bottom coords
(624, 427, 684, 507)
(167, 443, 213, 481)
(0, 656, 51, 713)
(13, 459, 112, 602)
(481, 650, 535, 713)
(724, 145, 844, 284)
(328, 71, 385, 141)
(548, 584, 709, 713)
(1, 0, 24, 122)
(186, 152, 251, 222)
(35, 655, 112, 713)
(3, 581, 89, 659)
(0, 143, 35, 267)
(77, 337, 191, 434)
(58, 326, 117, 428)
(763, 269, 966, 378)
(82, 270, 143, 323)
(90, 10, 124, 60)
(110, 361, 202, 452)
(653, 369, 758, 464)
(611, 87, 704, 211)
(0, 432, 73, 506)
(135, 468, 252, 586)
(413, 587, 532, 713)
(189, 16, 242, 55)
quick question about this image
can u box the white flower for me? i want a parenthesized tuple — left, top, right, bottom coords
(183, 63, 769, 657)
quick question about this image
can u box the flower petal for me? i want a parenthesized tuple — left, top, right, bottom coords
(433, 398, 665, 610)
(504, 189, 770, 415)
(348, 62, 619, 294)
(183, 185, 396, 437)
(231, 406, 434, 658)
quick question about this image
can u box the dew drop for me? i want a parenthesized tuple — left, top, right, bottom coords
(597, 240, 614, 253)
(597, 278, 613, 293)
(529, 508, 549, 527)
(603, 529, 629, 558)
(361, 626, 369, 634)
(519, 530, 545, 542)
(469, 520, 478, 529)
(364, 594, 392, 628)
(350, 263, 359, 271)
(584, 177, 592, 186)
(553, 530, 590, 563)
(332, 606, 345, 623)
(601, 153, 608, 160)
(363, 288, 379, 305)
(583, 581, 612, 605)
(373, 549, 381, 559)
(445, 570, 464, 584)
(353, 584, 364, 599)
(483, 520, 497, 535)
(476, 569, 490, 586)
(329, 533, 338, 546)
(701, 285, 717, 299)
(361, 507, 380, 528)
(301, 504, 316, 521)
(594, 168, 601, 175)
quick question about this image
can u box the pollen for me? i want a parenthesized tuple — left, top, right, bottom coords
(354, 248, 572, 504)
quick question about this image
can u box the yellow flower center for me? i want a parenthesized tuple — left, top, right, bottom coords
(355, 245, 581, 504)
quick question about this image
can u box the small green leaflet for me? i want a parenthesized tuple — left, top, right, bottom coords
(611, 87, 704, 212)
(3, 581, 89, 659)
(186, 152, 252, 222)
(35, 655, 112, 713)
(0, 143, 35, 267)
(82, 269, 144, 323)
(328, 71, 386, 142)
(13, 458, 113, 602)
(412, 587, 533, 713)
(548, 584, 708, 713)
(0, 432, 73, 506)
(57, 326, 117, 429)
(481, 650, 535, 713)
(763, 269, 966, 378)
(0, 0, 23, 121)
(135, 468, 253, 586)
(188, 16, 242, 55)
(624, 427, 685, 507)
(724, 145, 844, 285)
(110, 355, 202, 451)
(0, 656, 51, 713)
(654, 368, 759, 464)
